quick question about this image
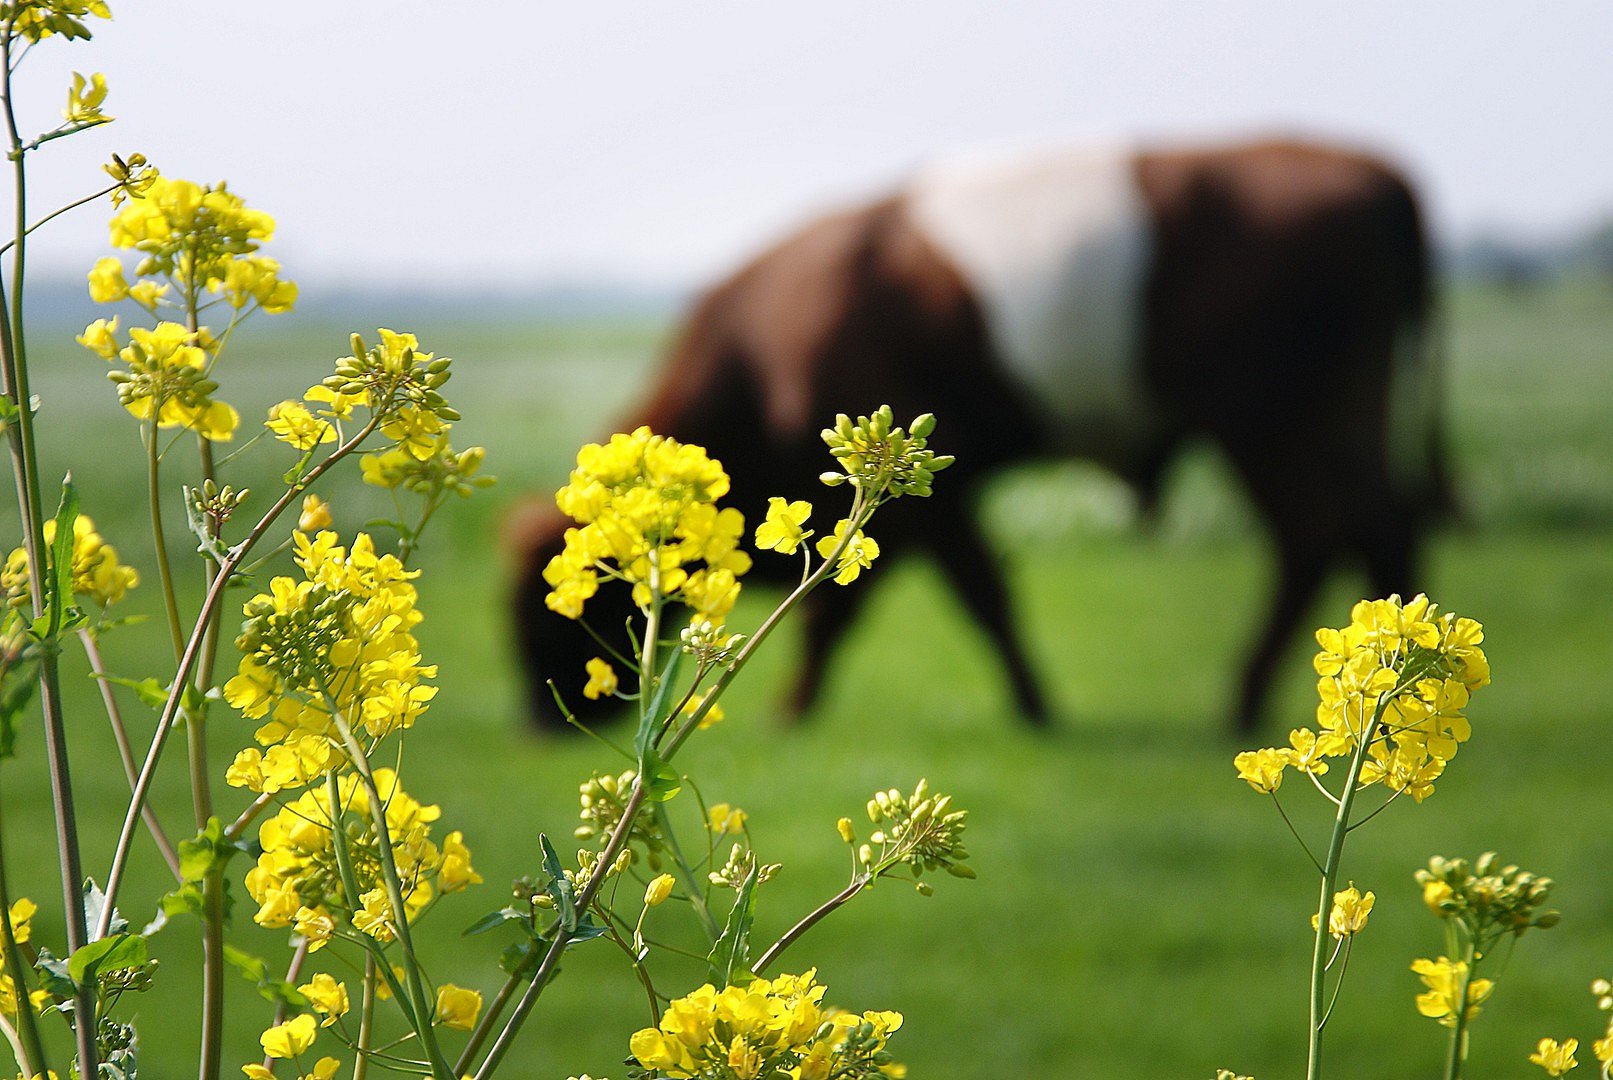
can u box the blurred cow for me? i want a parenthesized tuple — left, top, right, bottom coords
(510, 137, 1446, 734)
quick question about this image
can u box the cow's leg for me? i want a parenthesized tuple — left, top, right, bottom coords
(782, 570, 878, 722)
(1235, 531, 1334, 734)
(925, 506, 1050, 725)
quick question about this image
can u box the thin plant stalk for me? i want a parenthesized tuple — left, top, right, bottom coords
(0, 19, 98, 1071)
(752, 877, 865, 975)
(354, 955, 377, 1080)
(0, 774, 49, 1077)
(1442, 939, 1479, 1080)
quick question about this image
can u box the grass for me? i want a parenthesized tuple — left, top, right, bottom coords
(1, 276, 1610, 1076)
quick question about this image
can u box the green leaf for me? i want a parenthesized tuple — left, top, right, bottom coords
(706, 865, 759, 988)
(178, 817, 234, 883)
(645, 757, 682, 803)
(68, 933, 146, 988)
(498, 939, 542, 979)
(463, 906, 529, 937)
(95, 674, 170, 711)
(223, 944, 307, 1007)
(33, 948, 75, 998)
(83, 878, 128, 938)
(46, 475, 79, 637)
(634, 644, 684, 762)
(0, 654, 38, 759)
(143, 882, 205, 936)
(538, 834, 577, 932)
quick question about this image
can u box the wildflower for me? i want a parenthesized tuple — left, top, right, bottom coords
(819, 406, 953, 498)
(1233, 747, 1287, 794)
(87, 256, 127, 303)
(104, 322, 238, 440)
(644, 873, 675, 907)
(436, 984, 482, 1031)
(816, 519, 879, 585)
(297, 973, 348, 1026)
(630, 971, 905, 1080)
(583, 657, 618, 700)
(63, 71, 111, 127)
(260, 1013, 318, 1058)
(1312, 886, 1374, 938)
(708, 843, 780, 890)
(576, 770, 664, 862)
(1412, 956, 1493, 1028)
(76, 316, 119, 358)
(266, 400, 334, 451)
(298, 494, 332, 533)
(1414, 853, 1558, 936)
(861, 780, 972, 882)
(1531, 1038, 1579, 1076)
(325, 330, 461, 454)
(544, 427, 747, 619)
(707, 803, 747, 835)
(439, 831, 482, 892)
(3, 513, 139, 609)
(11, 0, 112, 43)
(755, 497, 812, 554)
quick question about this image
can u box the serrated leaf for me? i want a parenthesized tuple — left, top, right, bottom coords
(68, 933, 145, 987)
(34, 949, 75, 998)
(706, 865, 759, 988)
(143, 882, 205, 936)
(538, 834, 577, 932)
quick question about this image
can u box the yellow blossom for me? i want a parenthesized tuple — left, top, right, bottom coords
(297, 973, 349, 1025)
(76, 316, 119, 359)
(1311, 886, 1374, 938)
(87, 256, 127, 303)
(260, 1013, 317, 1058)
(3, 514, 139, 609)
(435, 984, 481, 1031)
(815, 519, 879, 585)
(63, 71, 111, 127)
(1233, 747, 1287, 794)
(583, 657, 618, 700)
(1413, 956, 1493, 1028)
(755, 497, 812, 554)
(266, 401, 334, 451)
(298, 494, 332, 533)
(708, 803, 747, 835)
(1532, 1038, 1579, 1076)
(438, 831, 482, 892)
(645, 873, 675, 907)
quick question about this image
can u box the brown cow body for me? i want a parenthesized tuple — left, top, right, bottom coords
(512, 138, 1440, 732)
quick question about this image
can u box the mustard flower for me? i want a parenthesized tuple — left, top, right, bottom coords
(1312, 886, 1373, 938)
(755, 497, 812, 554)
(1232, 747, 1287, 794)
(439, 830, 482, 892)
(707, 803, 747, 836)
(11, 0, 111, 43)
(297, 973, 348, 1026)
(1532, 1038, 1580, 1076)
(260, 1013, 317, 1058)
(63, 71, 110, 127)
(545, 427, 749, 620)
(861, 779, 972, 881)
(3, 513, 138, 609)
(266, 400, 334, 451)
(1412, 956, 1493, 1028)
(87, 255, 127, 303)
(76, 315, 119, 358)
(102, 322, 238, 440)
(815, 519, 879, 585)
(435, 984, 482, 1031)
(644, 873, 675, 907)
(630, 970, 905, 1080)
(583, 656, 618, 700)
(298, 493, 332, 533)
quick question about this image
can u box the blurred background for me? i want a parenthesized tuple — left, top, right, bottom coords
(4, 1, 1613, 1075)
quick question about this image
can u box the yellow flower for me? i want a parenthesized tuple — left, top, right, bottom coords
(63, 71, 111, 127)
(438, 831, 482, 892)
(266, 401, 334, 451)
(1531, 1038, 1579, 1076)
(3, 514, 139, 609)
(76, 316, 119, 359)
(755, 497, 812, 554)
(815, 519, 879, 585)
(1311, 886, 1374, 938)
(297, 973, 348, 1026)
(1233, 748, 1287, 794)
(583, 657, 618, 700)
(128, 279, 168, 311)
(1412, 956, 1493, 1028)
(707, 803, 747, 835)
(260, 1013, 318, 1058)
(435, 984, 481, 1031)
(1422, 879, 1455, 915)
(644, 873, 675, 907)
(298, 494, 332, 533)
(87, 256, 127, 303)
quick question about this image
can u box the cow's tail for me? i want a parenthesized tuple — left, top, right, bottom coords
(1385, 182, 1459, 526)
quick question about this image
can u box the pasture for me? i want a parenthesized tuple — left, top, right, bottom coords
(6, 277, 1611, 1076)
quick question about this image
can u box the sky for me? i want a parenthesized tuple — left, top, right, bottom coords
(15, 1, 1613, 291)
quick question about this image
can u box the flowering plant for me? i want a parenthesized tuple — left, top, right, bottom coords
(0, 6, 974, 1079)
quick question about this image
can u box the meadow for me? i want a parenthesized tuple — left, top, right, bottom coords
(4, 276, 1611, 1076)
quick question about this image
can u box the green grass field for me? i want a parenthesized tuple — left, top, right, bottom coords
(4, 278, 1611, 1077)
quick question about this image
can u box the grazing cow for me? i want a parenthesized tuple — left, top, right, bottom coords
(510, 137, 1445, 733)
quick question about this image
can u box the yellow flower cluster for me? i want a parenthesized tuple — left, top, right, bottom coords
(544, 427, 751, 621)
(224, 531, 437, 793)
(630, 970, 906, 1080)
(79, 320, 238, 440)
(1235, 594, 1489, 802)
(243, 768, 478, 944)
(1411, 956, 1493, 1028)
(0, 898, 48, 1019)
(100, 175, 294, 313)
(2, 513, 138, 609)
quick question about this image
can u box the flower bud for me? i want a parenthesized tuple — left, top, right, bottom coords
(836, 817, 855, 843)
(644, 873, 674, 907)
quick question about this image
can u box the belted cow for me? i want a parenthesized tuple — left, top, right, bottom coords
(509, 137, 1446, 733)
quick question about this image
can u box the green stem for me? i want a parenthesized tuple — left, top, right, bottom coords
(0, 21, 96, 1072)
(0, 181, 118, 257)
(751, 876, 867, 975)
(353, 956, 376, 1080)
(450, 952, 536, 1076)
(1442, 939, 1478, 1080)
(145, 421, 186, 661)
(1305, 702, 1386, 1080)
(651, 803, 720, 940)
(0, 771, 49, 1078)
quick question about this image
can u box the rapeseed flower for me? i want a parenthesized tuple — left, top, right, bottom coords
(1531, 1037, 1579, 1076)
(816, 519, 879, 585)
(630, 970, 905, 1080)
(95, 321, 238, 439)
(435, 984, 481, 1030)
(582, 657, 617, 700)
(3, 513, 138, 608)
(1312, 886, 1373, 938)
(1412, 956, 1493, 1028)
(755, 497, 812, 554)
